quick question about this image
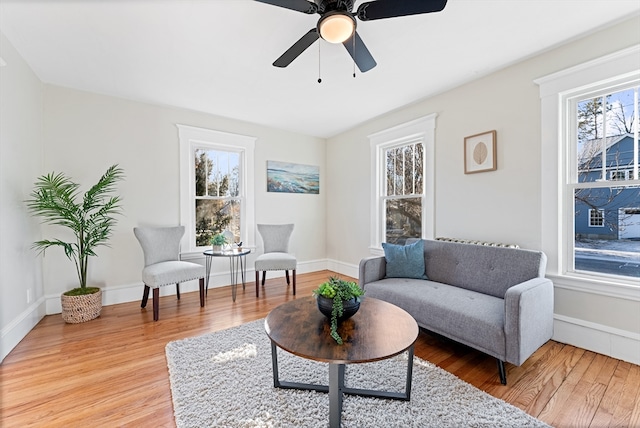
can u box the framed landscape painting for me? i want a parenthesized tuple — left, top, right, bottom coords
(267, 161, 319, 194)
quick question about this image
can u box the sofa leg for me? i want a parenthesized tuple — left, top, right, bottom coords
(497, 359, 507, 385)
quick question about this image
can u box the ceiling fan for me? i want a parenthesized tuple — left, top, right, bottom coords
(255, 0, 448, 73)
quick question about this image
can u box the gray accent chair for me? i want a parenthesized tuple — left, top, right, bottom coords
(254, 224, 296, 297)
(134, 226, 205, 321)
(359, 239, 554, 385)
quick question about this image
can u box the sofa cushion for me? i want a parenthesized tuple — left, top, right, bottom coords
(382, 240, 427, 279)
(422, 240, 546, 298)
(365, 278, 506, 360)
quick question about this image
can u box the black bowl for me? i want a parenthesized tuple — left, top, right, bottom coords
(316, 295, 361, 321)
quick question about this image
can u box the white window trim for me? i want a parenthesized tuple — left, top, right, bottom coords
(177, 124, 256, 257)
(368, 114, 437, 255)
(588, 209, 605, 227)
(535, 44, 640, 298)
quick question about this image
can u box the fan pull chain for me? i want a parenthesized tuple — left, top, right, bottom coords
(352, 35, 356, 78)
(318, 40, 322, 84)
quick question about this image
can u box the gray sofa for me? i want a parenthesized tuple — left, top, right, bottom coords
(359, 239, 554, 384)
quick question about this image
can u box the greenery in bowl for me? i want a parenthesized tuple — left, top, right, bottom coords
(210, 233, 227, 247)
(312, 276, 364, 344)
(25, 164, 124, 296)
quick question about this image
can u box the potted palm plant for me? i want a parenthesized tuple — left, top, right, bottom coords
(26, 164, 124, 323)
(312, 276, 364, 344)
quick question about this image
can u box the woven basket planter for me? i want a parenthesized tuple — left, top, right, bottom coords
(61, 289, 102, 323)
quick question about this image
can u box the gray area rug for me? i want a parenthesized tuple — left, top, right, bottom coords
(165, 319, 549, 428)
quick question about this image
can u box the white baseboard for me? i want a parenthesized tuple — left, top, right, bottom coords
(1, 297, 47, 363)
(326, 259, 359, 279)
(553, 314, 640, 365)
(44, 258, 332, 314)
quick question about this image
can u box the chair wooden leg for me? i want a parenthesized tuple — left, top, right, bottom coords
(261, 271, 266, 286)
(285, 270, 290, 285)
(176, 283, 180, 300)
(199, 278, 205, 307)
(153, 288, 160, 321)
(255, 272, 260, 297)
(141, 285, 150, 308)
(293, 269, 296, 295)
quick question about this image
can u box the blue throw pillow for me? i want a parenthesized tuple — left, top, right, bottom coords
(382, 240, 427, 279)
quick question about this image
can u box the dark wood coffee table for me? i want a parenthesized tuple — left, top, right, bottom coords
(264, 296, 419, 428)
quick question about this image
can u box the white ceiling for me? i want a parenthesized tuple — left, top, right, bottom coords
(1, 0, 639, 138)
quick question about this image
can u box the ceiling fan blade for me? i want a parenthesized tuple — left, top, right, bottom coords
(357, 0, 447, 21)
(273, 29, 320, 68)
(342, 31, 377, 73)
(254, 0, 317, 14)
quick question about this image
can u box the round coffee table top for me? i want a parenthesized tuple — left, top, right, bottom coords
(265, 296, 419, 365)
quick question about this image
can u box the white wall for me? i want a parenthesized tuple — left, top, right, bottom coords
(0, 32, 46, 362)
(41, 85, 326, 307)
(326, 16, 640, 364)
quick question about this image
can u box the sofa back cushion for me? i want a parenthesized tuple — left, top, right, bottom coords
(422, 239, 546, 298)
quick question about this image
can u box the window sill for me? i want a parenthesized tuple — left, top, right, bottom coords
(549, 272, 640, 301)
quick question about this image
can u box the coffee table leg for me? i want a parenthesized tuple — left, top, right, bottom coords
(406, 344, 415, 401)
(270, 341, 281, 388)
(329, 363, 344, 428)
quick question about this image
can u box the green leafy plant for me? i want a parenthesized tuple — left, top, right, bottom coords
(312, 276, 364, 344)
(26, 164, 124, 296)
(210, 233, 227, 246)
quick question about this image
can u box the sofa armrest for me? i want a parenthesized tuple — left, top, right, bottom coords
(358, 256, 386, 288)
(504, 277, 554, 365)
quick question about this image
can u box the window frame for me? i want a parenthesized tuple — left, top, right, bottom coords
(368, 114, 437, 254)
(178, 124, 255, 257)
(588, 208, 605, 227)
(536, 44, 640, 296)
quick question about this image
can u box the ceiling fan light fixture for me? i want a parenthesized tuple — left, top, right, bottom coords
(318, 12, 355, 44)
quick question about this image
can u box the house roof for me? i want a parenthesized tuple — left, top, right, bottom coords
(1, 1, 639, 138)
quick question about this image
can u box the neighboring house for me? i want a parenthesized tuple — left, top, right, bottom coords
(575, 134, 640, 240)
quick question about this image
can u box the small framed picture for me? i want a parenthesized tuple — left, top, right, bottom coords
(464, 130, 497, 174)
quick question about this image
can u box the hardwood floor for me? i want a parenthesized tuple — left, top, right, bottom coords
(2, 270, 639, 427)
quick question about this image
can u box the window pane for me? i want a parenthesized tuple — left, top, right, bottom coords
(385, 197, 422, 245)
(574, 188, 640, 278)
(386, 148, 394, 196)
(414, 143, 424, 194)
(607, 88, 636, 136)
(195, 199, 241, 247)
(194, 148, 240, 197)
(403, 145, 414, 194)
(385, 143, 424, 196)
(577, 88, 638, 184)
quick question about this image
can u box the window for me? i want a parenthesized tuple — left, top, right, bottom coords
(571, 86, 639, 278)
(384, 142, 424, 244)
(369, 115, 436, 251)
(537, 45, 640, 288)
(178, 125, 255, 255)
(588, 209, 605, 227)
(194, 148, 241, 246)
